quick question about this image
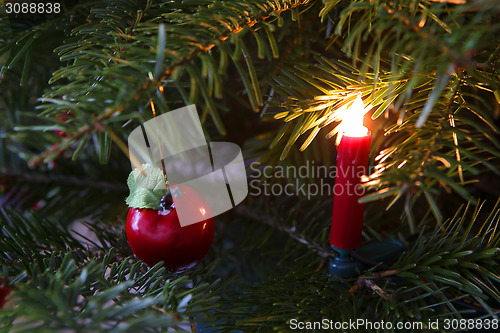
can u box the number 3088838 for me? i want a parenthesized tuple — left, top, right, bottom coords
(5, 2, 61, 14)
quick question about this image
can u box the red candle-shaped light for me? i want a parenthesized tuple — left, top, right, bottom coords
(330, 95, 371, 250)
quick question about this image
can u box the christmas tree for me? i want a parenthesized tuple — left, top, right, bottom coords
(1, 0, 499, 331)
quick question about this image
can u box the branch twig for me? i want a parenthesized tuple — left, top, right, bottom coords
(29, 1, 310, 167)
(0, 169, 127, 191)
(347, 269, 399, 301)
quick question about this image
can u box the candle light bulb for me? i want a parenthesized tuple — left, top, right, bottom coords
(341, 94, 368, 138)
(330, 93, 371, 251)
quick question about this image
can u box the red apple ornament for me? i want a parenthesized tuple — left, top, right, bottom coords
(125, 165, 214, 271)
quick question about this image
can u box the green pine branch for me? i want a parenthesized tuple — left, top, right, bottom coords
(3, 0, 312, 167)
(0, 208, 225, 332)
(208, 199, 500, 330)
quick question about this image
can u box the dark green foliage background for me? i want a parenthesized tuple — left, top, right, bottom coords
(0, 0, 499, 332)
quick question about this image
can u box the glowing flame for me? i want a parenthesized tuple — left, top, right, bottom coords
(200, 208, 206, 216)
(341, 94, 368, 138)
(202, 222, 207, 230)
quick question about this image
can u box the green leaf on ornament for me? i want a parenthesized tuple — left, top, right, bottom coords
(125, 164, 168, 209)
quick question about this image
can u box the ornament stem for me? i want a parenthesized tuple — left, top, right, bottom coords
(160, 191, 173, 211)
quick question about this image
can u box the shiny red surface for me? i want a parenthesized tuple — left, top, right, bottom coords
(330, 133, 371, 249)
(126, 185, 214, 271)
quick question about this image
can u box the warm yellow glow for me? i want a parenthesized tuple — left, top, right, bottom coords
(200, 208, 206, 216)
(150, 100, 156, 117)
(397, 160, 408, 169)
(341, 94, 368, 138)
(203, 222, 207, 230)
